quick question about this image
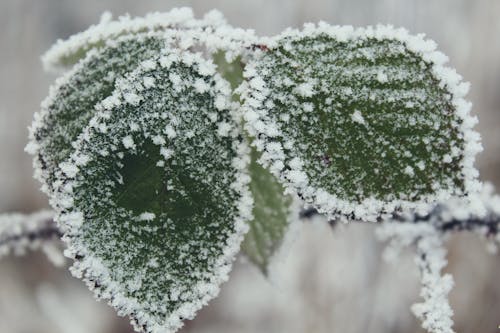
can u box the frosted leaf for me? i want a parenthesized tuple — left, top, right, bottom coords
(0, 210, 63, 264)
(211, 51, 297, 274)
(241, 147, 298, 274)
(28, 33, 166, 195)
(30, 10, 256, 196)
(53, 50, 252, 333)
(42, 8, 256, 73)
(41, 8, 211, 72)
(242, 24, 482, 221)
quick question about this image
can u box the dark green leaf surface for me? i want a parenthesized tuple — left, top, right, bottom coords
(242, 25, 480, 220)
(28, 33, 165, 194)
(242, 147, 295, 274)
(55, 51, 252, 333)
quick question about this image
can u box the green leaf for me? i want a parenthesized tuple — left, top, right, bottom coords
(28, 33, 166, 194)
(242, 24, 481, 221)
(212, 51, 245, 92)
(40, 8, 215, 72)
(241, 146, 295, 274)
(213, 51, 296, 274)
(55, 51, 252, 333)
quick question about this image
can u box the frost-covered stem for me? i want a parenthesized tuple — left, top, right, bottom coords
(412, 229, 455, 333)
(304, 207, 499, 234)
(390, 212, 500, 238)
(376, 222, 455, 333)
(0, 210, 63, 261)
(431, 216, 499, 234)
(395, 185, 500, 246)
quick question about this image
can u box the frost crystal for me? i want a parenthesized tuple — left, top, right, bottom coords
(241, 23, 482, 221)
(412, 233, 455, 333)
(351, 110, 366, 125)
(376, 183, 500, 333)
(29, 10, 256, 197)
(395, 182, 500, 247)
(53, 49, 252, 333)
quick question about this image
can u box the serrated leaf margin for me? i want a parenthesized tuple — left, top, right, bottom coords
(240, 23, 482, 221)
(52, 49, 254, 333)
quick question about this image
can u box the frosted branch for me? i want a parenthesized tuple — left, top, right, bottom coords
(0, 210, 64, 265)
(394, 183, 500, 247)
(412, 229, 455, 333)
(305, 183, 500, 245)
(377, 222, 455, 333)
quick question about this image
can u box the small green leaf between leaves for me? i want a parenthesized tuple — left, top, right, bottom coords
(213, 51, 297, 274)
(242, 147, 296, 274)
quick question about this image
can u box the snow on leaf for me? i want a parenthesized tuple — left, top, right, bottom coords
(41, 8, 208, 72)
(28, 33, 167, 196)
(41, 8, 256, 73)
(53, 49, 252, 333)
(241, 146, 298, 274)
(241, 23, 482, 221)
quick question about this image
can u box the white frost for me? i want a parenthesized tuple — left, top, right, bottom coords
(294, 80, 316, 98)
(122, 135, 135, 149)
(351, 110, 366, 125)
(137, 212, 156, 221)
(241, 22, 482, 222)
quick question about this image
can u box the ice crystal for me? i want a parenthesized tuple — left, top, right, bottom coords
(41, 7, 256, 73)
(377, 183, 500, 333)
(396, 182, 500, 248)
(210, 50, 299, 274)
(42, 8, 211, 72)
(29, 10, 256, 197)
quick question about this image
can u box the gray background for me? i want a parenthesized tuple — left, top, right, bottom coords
(0, 1, 499, 332)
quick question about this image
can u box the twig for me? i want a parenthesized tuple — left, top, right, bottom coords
(0, 210, 63, 261)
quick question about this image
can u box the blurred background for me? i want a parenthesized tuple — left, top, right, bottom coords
(0, 0, 499, 332)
